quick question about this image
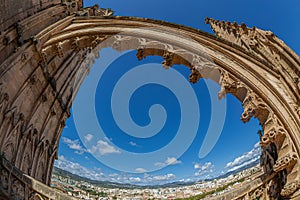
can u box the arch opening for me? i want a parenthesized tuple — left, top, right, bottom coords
(0, 6, 299, 198)
(54, 46, 265, 198)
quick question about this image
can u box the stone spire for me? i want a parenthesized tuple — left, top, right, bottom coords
(205, 17, 300, 103)
(205, 17, 273, 53)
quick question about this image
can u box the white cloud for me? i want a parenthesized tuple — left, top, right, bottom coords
(88, 140, 121, 156)
(84, 134, 93, 142)
(61, 137, 86, 155)
(129, 177, 141, 182)
(58, 155, 67, 161)
(225, 142, 261, 172)
(227, 157, 260, 172)
(194, 162, 214, 176)
(54, 156, 178, 185)
(155, 157, 182, 168)
(194, 163, 201, 169)
(154, 162, 165, 167)
(135, 168, 147, 173)
(54, 155, 105, 180)
(109, 173, 119, 177)
(166, 157, 182, 165)
(141, 173, 176, 183)
(129, 141, 137, 146)
(152, 174, 176, 181)
(104, 137, 112, 142)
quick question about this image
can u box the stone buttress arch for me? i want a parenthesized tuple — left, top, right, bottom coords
(0, 1, 299, 199)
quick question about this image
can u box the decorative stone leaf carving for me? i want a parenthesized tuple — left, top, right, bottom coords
(189, 67, 201, 83)
(273, 153, 298, 172)
(162, 51, 174, 69)
(240, 90, 268, 123)
(56, 42, 64, 58)
(281, 181, 300, 197)
(251, 186, 265, 199)
(261, 113, 286, 147)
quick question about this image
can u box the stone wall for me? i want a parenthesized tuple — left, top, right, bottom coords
(0, 0, 62, 32)
(0, 155, 75, 200)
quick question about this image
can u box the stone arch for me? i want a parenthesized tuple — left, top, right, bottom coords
(34, 18, 300, 197)
(0, 112, 24, 163)
(0, 1, 299, 199)
(17, 128, 37, 175)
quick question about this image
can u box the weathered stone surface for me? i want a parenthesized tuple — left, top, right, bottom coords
(0, 155, 75, 199)
(0, 1, 299, 199)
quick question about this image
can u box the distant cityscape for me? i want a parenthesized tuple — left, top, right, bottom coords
(51, 164, 262, 199)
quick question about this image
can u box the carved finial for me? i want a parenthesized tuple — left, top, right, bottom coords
(71, 37, 80, 51)
(233, 22, 239, 28)
(136, 48, 146, 61)
(97, 8, 114, 17)
(56, 42, 64, 58)
(205, 17, 212, 24)
(241, 23, 247, 29)
(189, 67, 202, 83)
(77, 4, 114, 17)
(162, 51, 174, 69)
(206, 18, 251, 44)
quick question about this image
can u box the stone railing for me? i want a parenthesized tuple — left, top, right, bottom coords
(0, 155, 74, 200)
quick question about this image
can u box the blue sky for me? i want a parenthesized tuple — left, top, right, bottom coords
(54, 0, 300, 185)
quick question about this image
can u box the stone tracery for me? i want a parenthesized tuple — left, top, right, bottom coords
(0, 1, 299, 199)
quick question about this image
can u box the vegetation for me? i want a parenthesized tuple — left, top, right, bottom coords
(79, 186, 108, 197)
(176, 178, 245, 200)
